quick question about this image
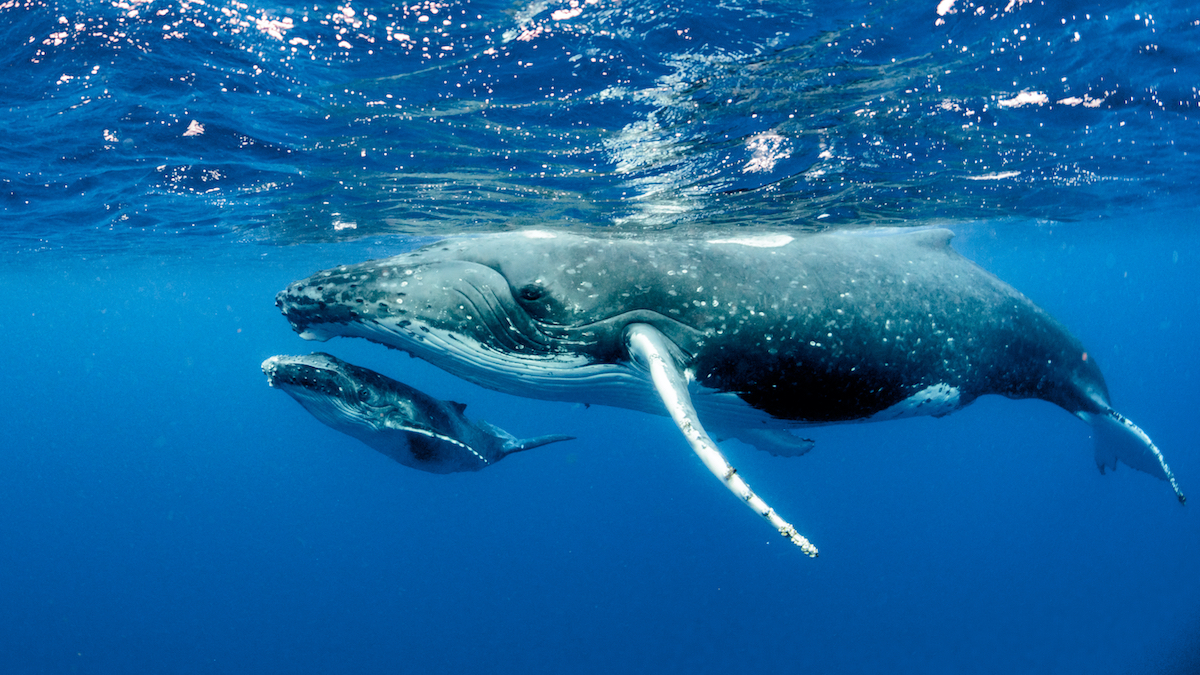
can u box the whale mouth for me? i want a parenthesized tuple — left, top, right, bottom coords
(263, 354, 365, 406)
(273, 253, 710, 414)
(262, 354, 351, 395)
(275, 260, 637, 393)
(277, 261, 566, 348)
(263, 353, 405, 433)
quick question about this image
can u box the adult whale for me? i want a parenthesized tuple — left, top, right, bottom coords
(263, 352, 573, 473)
(276, 228, 1184, 554)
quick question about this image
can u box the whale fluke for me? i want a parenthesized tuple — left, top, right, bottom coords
(1084, 409, 1185, 504)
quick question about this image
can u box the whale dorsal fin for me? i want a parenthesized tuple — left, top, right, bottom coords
(910, 228, 955, 250)
(841, 227, 954, 250)
(448, 400, 467, 414)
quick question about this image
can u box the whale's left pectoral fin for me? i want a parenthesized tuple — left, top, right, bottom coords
(1083, 409, 1185, 505)
(624, 323, 818, 556)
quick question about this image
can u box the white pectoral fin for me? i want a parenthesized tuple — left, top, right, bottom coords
(624, 323, 818, 556)
(1081, 409, 1185, 505)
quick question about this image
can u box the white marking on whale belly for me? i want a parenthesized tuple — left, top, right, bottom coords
(520, 230, 558, 239)
(869, 383, 962, 421)
(390, 427, 488, 464)
(706, 234, 794, 248)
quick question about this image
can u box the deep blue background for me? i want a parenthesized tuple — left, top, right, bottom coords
(2, 219, 1197, 673)
(3, 0, 1200, 672)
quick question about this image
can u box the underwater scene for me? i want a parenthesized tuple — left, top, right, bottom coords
(2, 0, 1199, 672)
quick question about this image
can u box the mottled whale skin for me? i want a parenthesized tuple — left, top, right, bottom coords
(263, 352, 573, 474)
(275, 228, 1183, 550)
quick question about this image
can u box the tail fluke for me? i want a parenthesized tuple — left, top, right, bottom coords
(1083, 409, 1185, 505)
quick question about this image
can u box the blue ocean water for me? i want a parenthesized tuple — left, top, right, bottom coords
(2, 0, 1199, 673)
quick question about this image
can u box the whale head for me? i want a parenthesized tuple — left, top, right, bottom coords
(262, 352, 406, 434)
(274, 231, 701, 408)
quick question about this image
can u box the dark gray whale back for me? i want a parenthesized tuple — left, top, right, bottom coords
(673, 229, 1110, 422)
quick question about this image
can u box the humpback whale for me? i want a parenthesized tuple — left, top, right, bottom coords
(275, 228, 1184, 554)
(263, 352, 573, 474)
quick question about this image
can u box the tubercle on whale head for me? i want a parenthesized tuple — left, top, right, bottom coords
(261, 353, 357, 399)
(273, 258, 441, 346)
(275, 241, 711, 379)
(274, 264, 382, 340)
(275, 255, 609, 369)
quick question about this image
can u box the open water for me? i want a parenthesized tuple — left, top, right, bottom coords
(2, 0, 1199, 673)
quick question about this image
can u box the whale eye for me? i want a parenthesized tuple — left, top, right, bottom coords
(517, 284, 545, 302)
(357, 387, 372, 402)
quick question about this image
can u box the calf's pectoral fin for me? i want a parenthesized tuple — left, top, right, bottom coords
(506, 434, 575, 454)
(624, 322, 819, 556)
(477, 420, 575, 455)
(1080, 409, 1185, 505)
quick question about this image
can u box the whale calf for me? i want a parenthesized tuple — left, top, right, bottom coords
(263, 352, 573, 474)
(275, 228, 1184, 554)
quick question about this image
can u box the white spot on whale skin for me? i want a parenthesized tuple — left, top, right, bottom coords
(870, 383, 962, 421)
(521, 230, 558, 239)
(298, 328, 334, 342)
(707, 234, 794, 248)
